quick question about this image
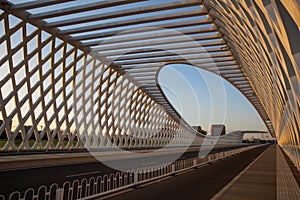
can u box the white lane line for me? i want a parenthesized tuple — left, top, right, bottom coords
(211, 146, 270, 200)
(66, 171, 100, 178)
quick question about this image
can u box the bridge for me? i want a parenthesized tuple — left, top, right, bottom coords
(0, 0, 299, 199)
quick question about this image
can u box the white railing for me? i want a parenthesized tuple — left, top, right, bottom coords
(2, 145, 263, 200)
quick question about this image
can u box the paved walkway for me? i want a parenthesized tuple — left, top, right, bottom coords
(109, 145, 270, 200)
(109, 144, 300, 200)
(212, 145, 276, 200)
(212, 144, 300, 200)
(276, 146, 300, 200)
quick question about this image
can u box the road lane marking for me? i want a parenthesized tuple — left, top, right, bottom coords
(66, 171, 100, 178)
(211, 146, 270, 200)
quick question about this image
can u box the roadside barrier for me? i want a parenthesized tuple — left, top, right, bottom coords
(3, 145, 263, 200)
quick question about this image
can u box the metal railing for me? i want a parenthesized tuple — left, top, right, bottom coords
(2, 145, 263, 200)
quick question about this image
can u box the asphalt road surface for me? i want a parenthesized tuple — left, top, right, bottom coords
(109, 145, 270, 200)
(0, 144, 253, 197)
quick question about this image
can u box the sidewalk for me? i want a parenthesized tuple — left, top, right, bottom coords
(212, 144, 300, 200)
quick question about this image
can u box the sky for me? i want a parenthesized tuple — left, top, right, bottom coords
(2, 0, 271, 139)
(158, 64, 267, 134)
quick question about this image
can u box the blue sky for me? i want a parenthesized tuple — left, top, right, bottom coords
(3, 0, 269, 138)
(158, 64, 267, 134)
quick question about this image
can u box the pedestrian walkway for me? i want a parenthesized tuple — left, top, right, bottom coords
(212, 144, 300, 200)
(276, 145, 300, 200)
(108, 145, 270, 200)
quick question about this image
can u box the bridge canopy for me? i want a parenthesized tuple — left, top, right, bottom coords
(0, 0, 299, 170)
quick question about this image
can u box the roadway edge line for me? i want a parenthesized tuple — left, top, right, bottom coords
(82, 145, 265, 200)
(211, 145, 272, 200)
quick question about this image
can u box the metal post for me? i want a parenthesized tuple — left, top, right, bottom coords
(193, 159, 197, 166)
(172, 163, 175, 173)
(134, 172, 138, 184)
(56, 188, 64, 200)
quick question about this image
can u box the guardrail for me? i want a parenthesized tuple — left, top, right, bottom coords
(2, 145, 264, 200)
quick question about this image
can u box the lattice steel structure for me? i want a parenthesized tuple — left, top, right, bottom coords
(0, 0, 299, 169)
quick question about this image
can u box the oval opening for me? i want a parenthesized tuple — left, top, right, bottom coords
(158, 64, 268, 137)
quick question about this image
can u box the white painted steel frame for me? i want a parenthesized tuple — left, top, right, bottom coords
(0, 0, 299, 170)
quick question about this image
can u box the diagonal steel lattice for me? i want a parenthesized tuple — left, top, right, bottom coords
(0, 0, 299, 170)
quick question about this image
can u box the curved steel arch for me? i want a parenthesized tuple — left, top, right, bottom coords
(0, 0, 299, 169)
(202, 0, 300, 170)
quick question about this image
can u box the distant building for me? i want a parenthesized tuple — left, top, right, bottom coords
(211, 124, 226, 136)
(192, 126, 207, 135)
(192, 126, 201, 132)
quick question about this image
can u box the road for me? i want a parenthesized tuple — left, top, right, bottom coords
(0, 144, 252, 197)
(109, 145, 270, 200)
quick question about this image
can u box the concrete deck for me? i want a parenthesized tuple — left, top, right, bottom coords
(0, 144, 248, 172)
(212, 144, 300, 200)
(109, 145, 270, 200)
